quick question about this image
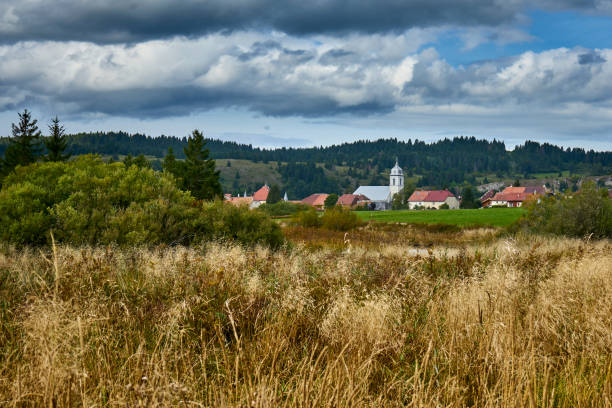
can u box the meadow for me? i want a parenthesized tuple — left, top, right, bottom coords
(356, 207, 525, 227)
(0, 224, 610, 407)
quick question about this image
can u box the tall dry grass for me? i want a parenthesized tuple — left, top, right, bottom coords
(0, 233, 610, 407)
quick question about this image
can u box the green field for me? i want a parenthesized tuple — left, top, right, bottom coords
(355, 207, 525, 227)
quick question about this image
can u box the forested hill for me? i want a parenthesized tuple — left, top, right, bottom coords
(1, 132, 611, 196)
(1, 131, 610, 173)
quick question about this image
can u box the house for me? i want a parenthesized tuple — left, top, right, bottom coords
(251, 184, 270, 208)
(407, 190, 460, 209)
(228, 196, 254, 207)
(337, 194, 369, 208)
(223, 184, 269, 209)
(352, 186, 393, 210)
(302, 193, 329, 210)
(352, 159, 404, 210)
(486, 185, 547, 208)
(479, 190, 496, 207)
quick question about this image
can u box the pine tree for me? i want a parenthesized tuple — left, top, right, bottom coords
(45, 116, 70, 161)
(182, 130, 222, 200)
(4, 109, 42, 170)
(460, 184, 478, 209)
(162, 147, 183, 186)
(266, 185, 282, 204)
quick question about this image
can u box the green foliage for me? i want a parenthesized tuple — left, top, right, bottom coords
(324, 193, 339, 209)
(290, 208, 322, 228)
(123, 153, 151, 169)
(321, 206, 363, 231)
(162, 147, 180, 182)
(439, 203, 450, 210)
(258, 201, 308, 217)
(355, 207, 525, 227)
(44, 117, 70, 162)
(4, 109, 42, 172)
(266, 184, 282, 204)
(181, 130, 222, 200)
(522, 181, 612, 238)
(460, 184, 479, 209)
(391, 182, 416, 210)
(0, 156, 283, 247)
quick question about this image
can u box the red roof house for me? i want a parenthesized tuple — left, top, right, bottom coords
(487, 186, 546, 207)
(252, 185, 270, 202)
(337, 194, 369, 208)
(479, 190, 496, 207)
(228, 196, 254, 207)
(302, 193, 329, 209)
(408, 190, 459, 209)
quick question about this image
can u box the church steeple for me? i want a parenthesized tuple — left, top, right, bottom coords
(389, 159, 404, 196)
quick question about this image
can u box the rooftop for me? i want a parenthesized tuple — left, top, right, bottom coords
(353, 186, 392, 202)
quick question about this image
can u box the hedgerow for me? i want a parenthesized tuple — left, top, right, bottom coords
(0, 156, 283, 247)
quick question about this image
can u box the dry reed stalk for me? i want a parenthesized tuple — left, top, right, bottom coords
(0, 235, 610, 406)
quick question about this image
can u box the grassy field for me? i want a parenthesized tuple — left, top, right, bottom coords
(356, 207, 525, 227)
(0, 228, 610, 407)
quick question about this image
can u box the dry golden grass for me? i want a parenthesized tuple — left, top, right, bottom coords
(0, 231, 610, 407)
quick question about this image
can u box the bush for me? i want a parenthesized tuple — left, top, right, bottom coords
(290, 207, 322, 228)
(258, 201, 308, 217)
(321, 206, 363, 231)
(439, 203, 450, 210)
(521, 181, 612, 238)
(0, 156, 284, 247)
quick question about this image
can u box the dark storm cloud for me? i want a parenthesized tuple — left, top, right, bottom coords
(578, 51, 607, 64)
(0, 0, 608, 44)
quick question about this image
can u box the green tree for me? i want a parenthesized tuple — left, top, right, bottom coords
(182, 129, 222, 200)
(523, 181, 611, 238)
(266, 184, 282, 204)
(391, 182, 415, 210)
(44, 116, 70, 162)
(123, 153, 151, 169)
(324, 193, 339, 208)
(4, 109, 42, 171)
(460, 184, 478, 209)
(162, 147, 180, 176)
(0, 156, 283, 247)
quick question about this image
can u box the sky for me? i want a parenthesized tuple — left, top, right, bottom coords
(1, 1, 612, 151)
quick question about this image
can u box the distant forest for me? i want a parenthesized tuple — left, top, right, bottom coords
(1, 132, 611, 196)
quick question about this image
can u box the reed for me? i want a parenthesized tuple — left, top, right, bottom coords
(0, 233, 610, 406)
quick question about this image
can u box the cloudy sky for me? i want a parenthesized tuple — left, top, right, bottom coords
(1, 1, 612, 150)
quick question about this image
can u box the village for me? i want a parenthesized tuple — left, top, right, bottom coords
(223, 159, 570, 211)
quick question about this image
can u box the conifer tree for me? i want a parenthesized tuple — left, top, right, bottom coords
(182, 130, 221, 200)
(162, 147, 183, 186)
(4, 109, 42, 170)
(266, 185, 282, 204)
(45, 116, 70, 162)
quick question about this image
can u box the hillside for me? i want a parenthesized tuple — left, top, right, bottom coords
(1, 132, 611, 197)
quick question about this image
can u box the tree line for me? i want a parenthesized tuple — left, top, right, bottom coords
(2, 131, 610, 179)
(0, 110, 221, 201)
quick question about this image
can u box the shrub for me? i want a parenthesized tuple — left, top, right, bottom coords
(439, 203, 450, 209)
(0, 156, 283, 247)
(521, 181, 612, 238)
(290, 207, 322, 228)
(258, 201, 308, 217)
(321, 206, 363, 231)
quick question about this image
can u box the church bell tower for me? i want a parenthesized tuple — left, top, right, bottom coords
(389, 158, 404, 196)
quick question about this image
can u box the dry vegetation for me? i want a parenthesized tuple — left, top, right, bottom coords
(0, 227, 611, 407)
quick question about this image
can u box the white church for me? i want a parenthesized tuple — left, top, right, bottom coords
(353, 159, 404, 210)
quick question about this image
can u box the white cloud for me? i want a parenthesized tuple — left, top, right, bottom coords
(0, 30, 611, 147)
